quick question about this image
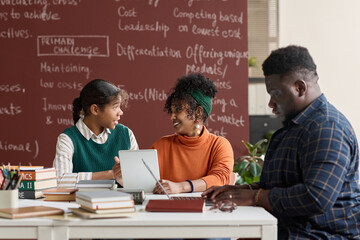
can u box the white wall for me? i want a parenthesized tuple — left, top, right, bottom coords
(278, 0, 360, 141)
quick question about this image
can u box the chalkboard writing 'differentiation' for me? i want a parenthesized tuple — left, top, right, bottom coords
(0, 0, 248, 166)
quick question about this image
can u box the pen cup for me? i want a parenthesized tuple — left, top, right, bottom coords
(0, 189, 18, 209)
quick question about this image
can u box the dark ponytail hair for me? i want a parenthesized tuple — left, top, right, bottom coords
(72, 79, 128, 124)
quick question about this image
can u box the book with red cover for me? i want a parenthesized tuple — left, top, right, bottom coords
(145, 199, 205, 212)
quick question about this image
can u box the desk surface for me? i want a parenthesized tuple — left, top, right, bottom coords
(0, 194, 278, 240)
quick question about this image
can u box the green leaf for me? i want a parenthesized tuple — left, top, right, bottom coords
(249, 162, 262, 177)
(242, 141, 253, 151)
(244, 175, 253, 184)
(253, 175, 261, 182)
(238, 160, 249, 175)
(254, 139, 267, 149)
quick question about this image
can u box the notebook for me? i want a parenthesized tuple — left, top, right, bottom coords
(119, 149, 160, 193)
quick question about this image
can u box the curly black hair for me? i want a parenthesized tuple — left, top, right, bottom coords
(262, 45, 318, 78)
(164, 73, 217, 122)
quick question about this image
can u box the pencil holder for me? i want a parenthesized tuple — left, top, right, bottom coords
(0, 189, 18, 209)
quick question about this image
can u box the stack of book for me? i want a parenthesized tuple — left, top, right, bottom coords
(18, 167, 57, 199)
(71, 190, 135, 219)
(76, 179, 116, 191)
(117, 188, 145, 205)
(43, 188, 78, 201)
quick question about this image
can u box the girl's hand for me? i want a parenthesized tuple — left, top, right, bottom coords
(112, 156, 123, 186)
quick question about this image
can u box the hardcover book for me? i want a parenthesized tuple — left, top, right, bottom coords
(70, 207, 135, 219)
(44, 194, 76, 201)
(76, 180, 116, 188)
(20, 168, 56, 181)
(0, 206, 64, 219)
(80, 205, 136, 214)
(18, 190, 44, 199)
(118, 189, 145, 205)
(76, 197, 134, 210)
(43, 188, 78, 195)
(145, 199, 205, 212)
(76, 190, 132, 202)
(18, 178, 57, 191)
(43, 187, 78, 201)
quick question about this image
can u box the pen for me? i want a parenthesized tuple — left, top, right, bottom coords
(141, 158, 171, 199)
(14, 173, 22, 190)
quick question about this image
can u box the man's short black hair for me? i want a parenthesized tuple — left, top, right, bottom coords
(262, 45, 318, 77)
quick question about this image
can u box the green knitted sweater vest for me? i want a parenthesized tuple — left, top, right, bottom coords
(63, 124, 130, 173)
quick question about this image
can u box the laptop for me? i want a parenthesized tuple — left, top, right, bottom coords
(140, 157, 212, 205)
(118, 149, 160, 193)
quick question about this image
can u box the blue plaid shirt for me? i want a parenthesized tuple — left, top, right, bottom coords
(259, 94, 360, 239)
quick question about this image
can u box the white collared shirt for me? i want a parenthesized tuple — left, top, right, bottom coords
(53, 118, 139, 188)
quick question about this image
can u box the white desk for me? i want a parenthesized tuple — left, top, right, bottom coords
(0, 197, 277, 240)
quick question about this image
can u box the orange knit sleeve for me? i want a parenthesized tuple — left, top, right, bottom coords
(201, 137, 234, 188)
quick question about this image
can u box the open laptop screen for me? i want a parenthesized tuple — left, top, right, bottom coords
(119, 149, 160, 193)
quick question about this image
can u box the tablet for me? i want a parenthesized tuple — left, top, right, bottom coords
(118, 149, 160, 193)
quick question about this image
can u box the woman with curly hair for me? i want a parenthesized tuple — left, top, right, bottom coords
(53, 79, 138, 187)
(151, 73, 234, 194)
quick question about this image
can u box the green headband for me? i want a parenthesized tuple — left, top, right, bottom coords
(191, 89, 212, 115)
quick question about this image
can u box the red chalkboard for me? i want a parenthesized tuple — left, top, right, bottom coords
(0, 0, 248, 167)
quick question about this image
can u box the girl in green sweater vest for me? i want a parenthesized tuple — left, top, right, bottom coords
(53, 79, 139, 187)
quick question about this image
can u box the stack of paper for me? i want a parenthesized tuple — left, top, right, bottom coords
(72, 190, 135, 218)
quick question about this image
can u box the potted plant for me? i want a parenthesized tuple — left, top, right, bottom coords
(233, 130, 275, 184)
(233, 139, 266, 184)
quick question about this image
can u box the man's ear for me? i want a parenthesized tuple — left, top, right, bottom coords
(90, 104, 99, 115)
(295, 79, 307, 97)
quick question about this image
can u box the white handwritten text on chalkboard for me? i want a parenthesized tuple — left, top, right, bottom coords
(40, 61, 91, 79)
(0, 103, 21, 115)
(118, 19, 170, 38)
(117, 43, 181, 61)
(0, 139, 39, 159)
(37, 35, 109, 58)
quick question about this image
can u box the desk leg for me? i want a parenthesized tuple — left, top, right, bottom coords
(38, 227, 53, 240)
(261, 225, 277, 240)
(38, 226, 69, 240)
(53, 226, 69, 240)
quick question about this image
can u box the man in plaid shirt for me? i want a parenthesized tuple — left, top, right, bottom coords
(203, 45, 360, 239)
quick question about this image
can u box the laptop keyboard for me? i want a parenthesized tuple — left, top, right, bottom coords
(170, 196, 203, 200)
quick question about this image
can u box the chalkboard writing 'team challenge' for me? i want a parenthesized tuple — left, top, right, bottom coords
(0, 0, 248, 166)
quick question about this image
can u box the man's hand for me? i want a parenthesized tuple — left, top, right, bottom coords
(202, 185, 255, 207)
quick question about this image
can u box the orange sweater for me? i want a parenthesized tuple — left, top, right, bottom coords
(151, 127, 234, 188)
